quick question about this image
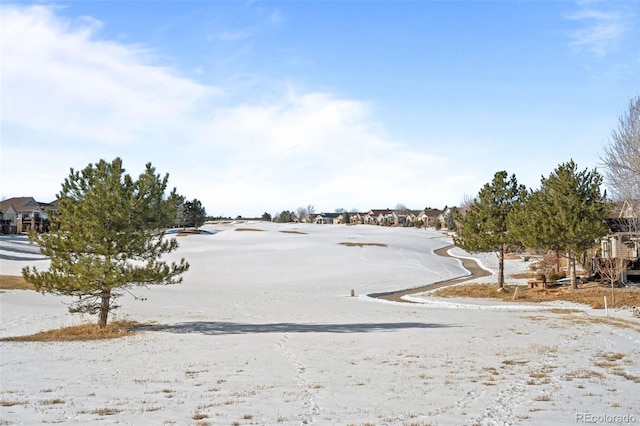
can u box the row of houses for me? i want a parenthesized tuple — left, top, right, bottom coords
(0, 197, 59, 234)
(295, 207, 453, 227)
(0, 196, 456, 235)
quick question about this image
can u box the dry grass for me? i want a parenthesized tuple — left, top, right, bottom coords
(433, 283, 640, 308)
(338, 242, 387, 248)
(0, 275, 35, 291)
(545, 314, 640, 332)
(176, 229, 206, 237)
(0, 320, 145, 342)
(509, 271, 537, 280)
(92, 407, 122, 416)
(235, 228, 264, 232)
(192, 411, 209, 420)
(502, 359, 529, 366)
(587, 317, 640, 332)
(40, 398, 65, 405)
(279, 230, 307, 234)
(0, 400, 27, 407)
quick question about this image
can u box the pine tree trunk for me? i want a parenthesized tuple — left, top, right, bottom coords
(98, 289, 111, 328)
(569, 252, 577, 290)
(497, 243, 505, 290)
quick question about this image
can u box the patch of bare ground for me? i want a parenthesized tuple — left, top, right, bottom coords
(279, 230, 307, 234)
(561, 315, 640, 332)
(0, 275, 35, 291)
(338, 242, 387, 248)
(234, 228, 264, 232)
(176, 229, 206, 236)
(0, 320, 149, 342)
(521, 312, 640, 332)
(433, 283, 640, 309)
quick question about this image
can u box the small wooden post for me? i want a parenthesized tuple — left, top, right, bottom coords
(604, 296, 608, 317)
(351, 289, 355, 297)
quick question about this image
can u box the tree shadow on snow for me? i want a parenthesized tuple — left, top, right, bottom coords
(145, 321, 457, 335)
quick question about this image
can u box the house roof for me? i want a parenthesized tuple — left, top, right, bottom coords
(369, 209, 394, 216)
(0, 197, 58, 214)
(317, 212, 341, 219)
(608, 199, 639, 219)
(421, 208, 443, 217)
(0, 197, 38, 213)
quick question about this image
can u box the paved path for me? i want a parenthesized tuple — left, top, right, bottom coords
(371, 245, 492, 303)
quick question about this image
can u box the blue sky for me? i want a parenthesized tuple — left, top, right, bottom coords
(1, 1, 639, 218)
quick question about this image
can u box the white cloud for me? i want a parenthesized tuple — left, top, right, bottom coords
(1, 5, 471, 217)
(1, 5, 217, 147)
(565, 6, 628, 57)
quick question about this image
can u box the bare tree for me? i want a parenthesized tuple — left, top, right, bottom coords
(395, 203, 409, 212)
(601, 96, 640, 219)
(595, 257, 628, 308)
(459, 193, 476, 209)
(296, 205, 315, 223)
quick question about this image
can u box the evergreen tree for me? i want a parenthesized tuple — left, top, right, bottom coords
(510, 160, 610, 289)
(278, 210, 292, 223)
(454, 171, 525, 290)
(446, 207, 458, 231)
(184, 198, 207, 229)
(22, 158, 190, 328)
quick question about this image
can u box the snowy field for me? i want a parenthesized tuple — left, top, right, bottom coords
(1, 222, 639, 426)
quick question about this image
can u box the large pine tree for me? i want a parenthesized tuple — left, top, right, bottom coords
(510, 160, 610, 289)
(22, 158, 190, 327)
(454, 171, 525, 290)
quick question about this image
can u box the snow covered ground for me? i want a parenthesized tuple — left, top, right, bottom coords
(1, 222, 639, 425)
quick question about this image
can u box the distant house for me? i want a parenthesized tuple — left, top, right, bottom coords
(348, 212, 364, 225)
(598, 199, 639, 281)
(438, 206, 459, 230)
(0, 205, 18, 234)
(314, 212, 341, 224)
(365, 209, 397, 226)
(417, 208, 443, 227)
(300, 213, 320, 223)
(0, 197, 58, 233)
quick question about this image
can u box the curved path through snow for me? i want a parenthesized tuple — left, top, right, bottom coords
(372, 244, 492, 303)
